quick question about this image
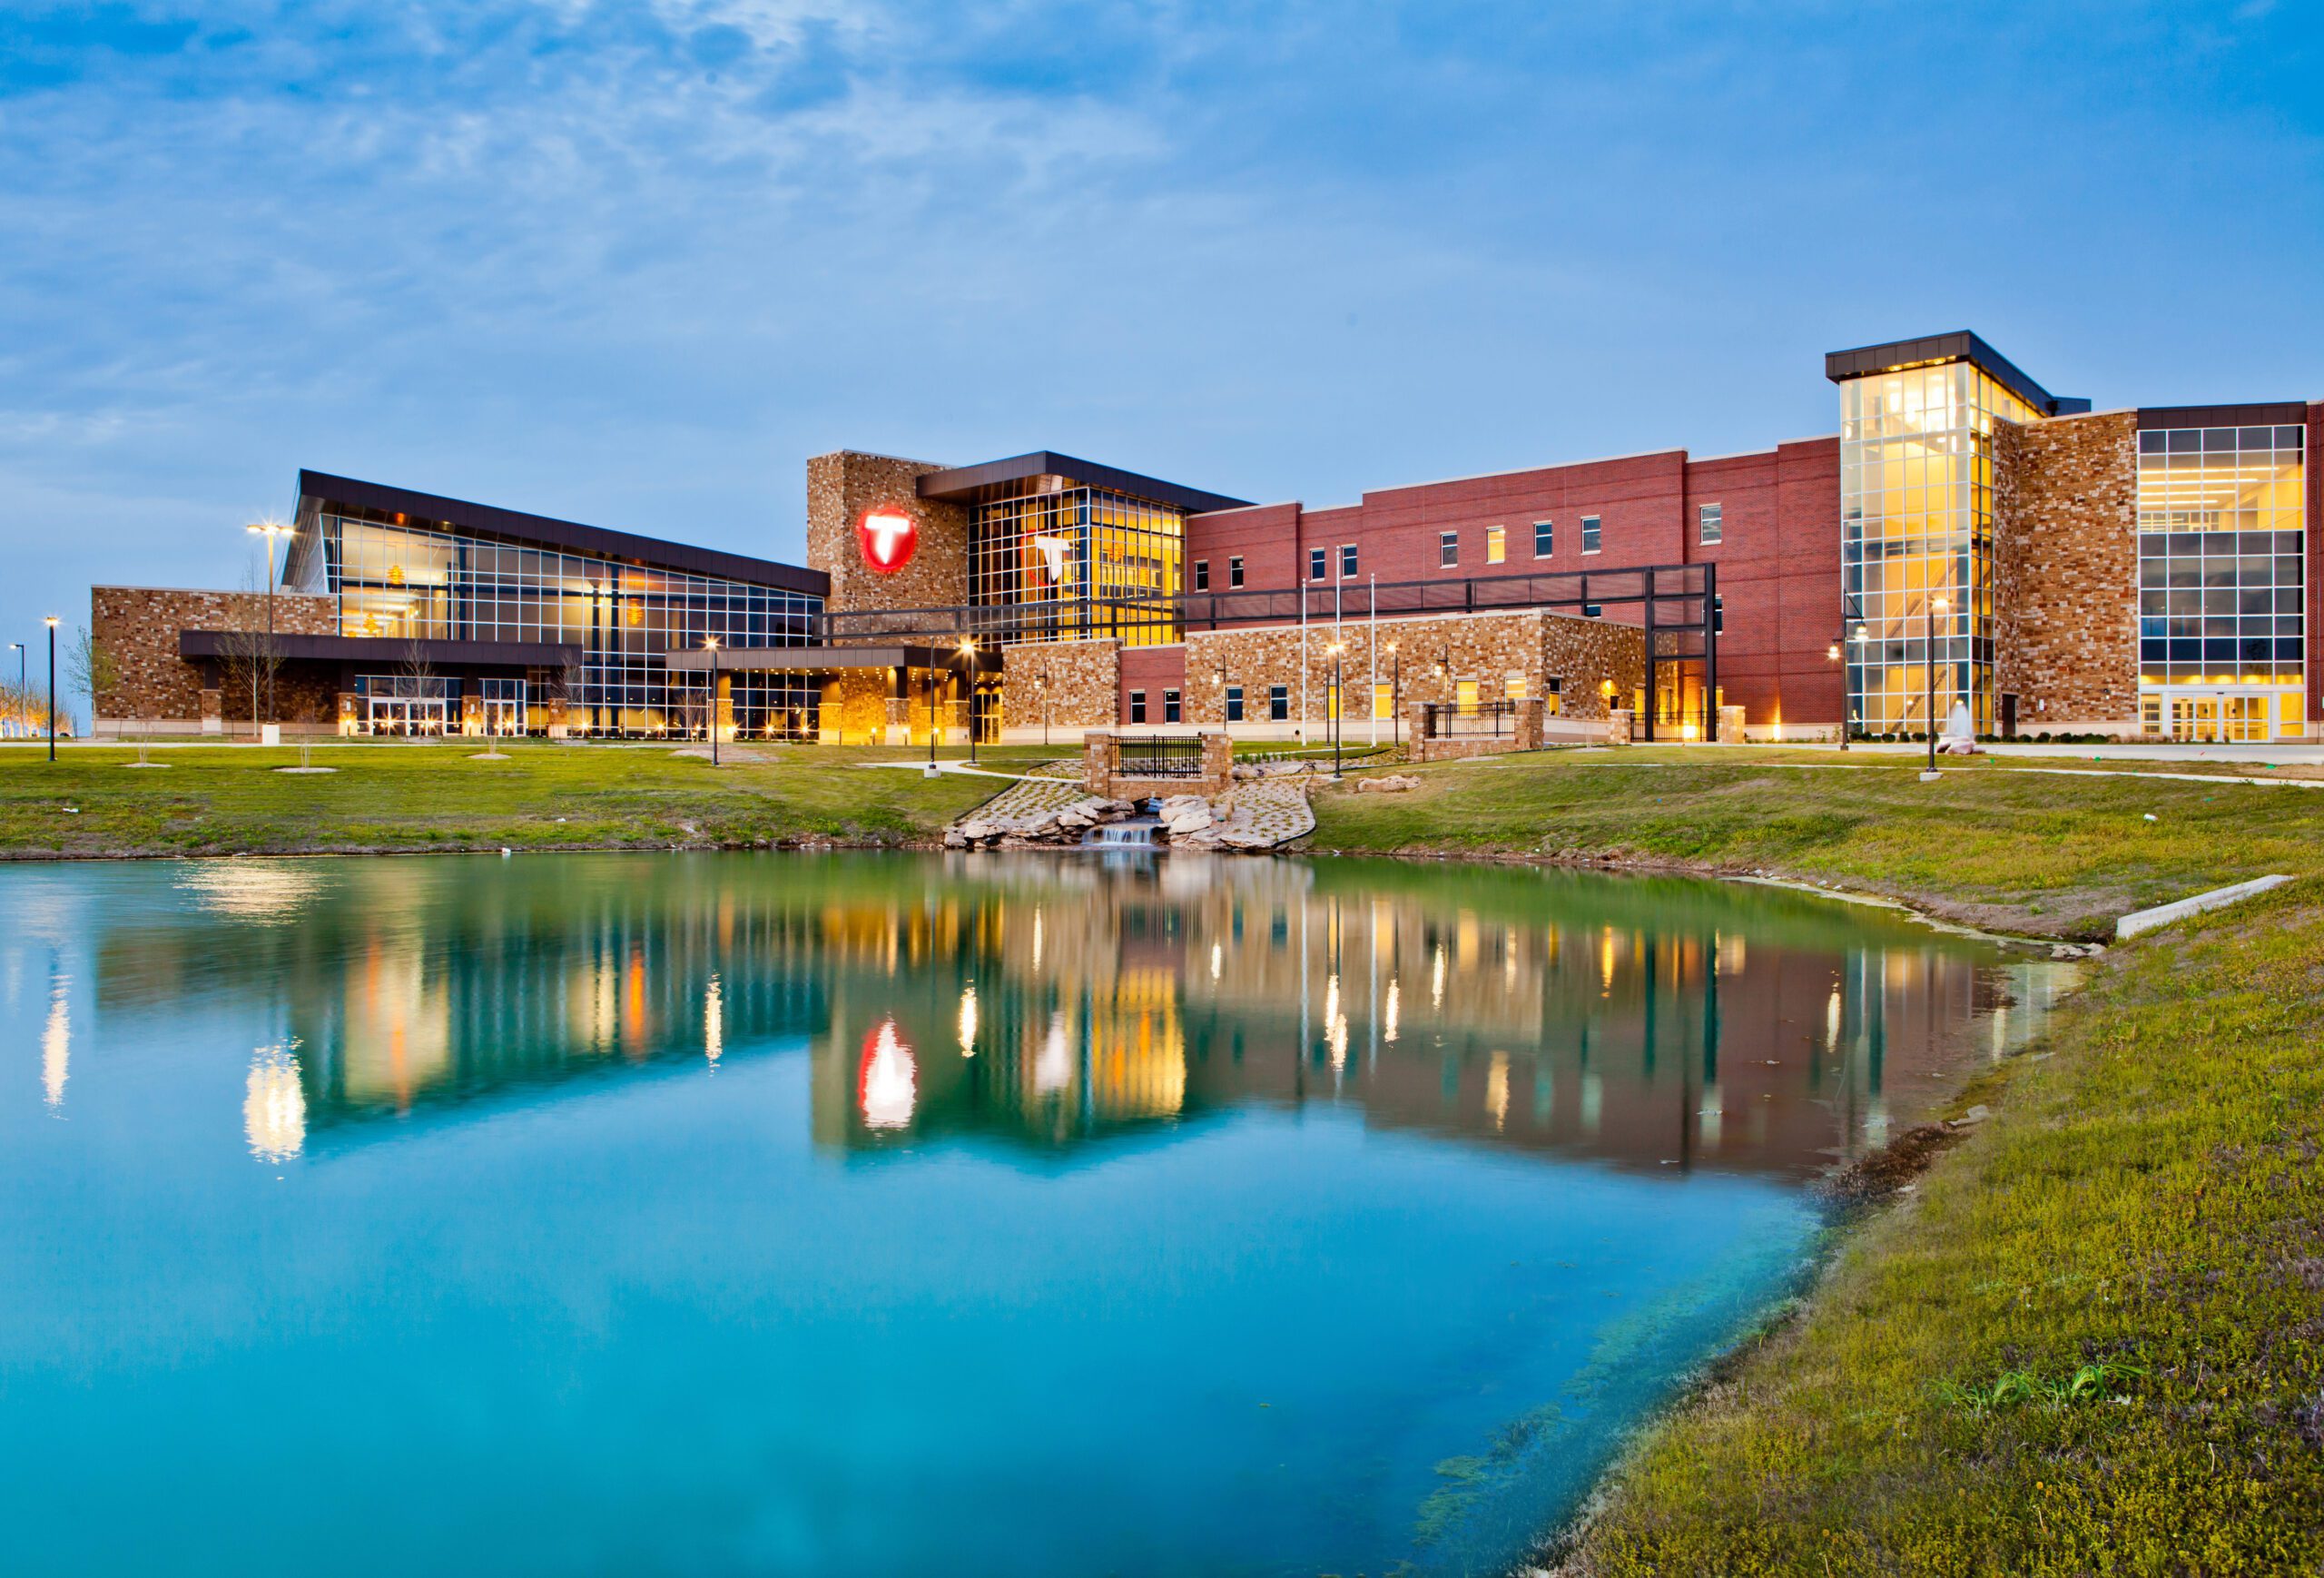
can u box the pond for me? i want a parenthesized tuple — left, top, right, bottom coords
(0, 852, 2073, 1577)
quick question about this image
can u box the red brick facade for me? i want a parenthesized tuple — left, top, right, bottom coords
(1181, 439, 1843, 735)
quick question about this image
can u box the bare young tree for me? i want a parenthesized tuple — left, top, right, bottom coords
(212, 577, 281, 739)
(63, 625, 120, 744)
(398, 638, 439, 736)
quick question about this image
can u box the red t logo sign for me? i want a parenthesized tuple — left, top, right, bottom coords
(858, 509, 917, 574)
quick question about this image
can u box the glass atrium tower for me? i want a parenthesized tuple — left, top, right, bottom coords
(1833, 340, 2052, 735)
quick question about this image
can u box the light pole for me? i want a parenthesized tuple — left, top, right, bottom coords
(1038, 674, 1049, 748)
(959, 638, 978, 764)
(1328, 641, 1344, 779)
(926, 657, 938, 770)
(45, 616, 58, 761)
(1387, 642, 1400, 750)
(246, 519, 292, 727)
(1925, 593, 1949, 776)
(7, 642, 21, 739)
(704, 636, 720, 766)
(1827, 639, 1846, 753)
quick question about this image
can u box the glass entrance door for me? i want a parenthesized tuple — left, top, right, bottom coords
(479, 678, 528, 736)
(367, 698, 448, 737)
(2158, 689, 2281, 743)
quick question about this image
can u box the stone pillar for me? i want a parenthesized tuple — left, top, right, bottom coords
(336, 692, 359, 737)
(1717, 705, 1747, 745)
(1200, 730, 1232, 789)
(715, 674, 734, 743)
(1516, 698, 1545, 750)
(200, 687, 223, 735)
(544, 692, 569, 739)
(1605, 709, 1633, 746)
(460, 693, 483, 736)
(1082, 731, 1119, 796)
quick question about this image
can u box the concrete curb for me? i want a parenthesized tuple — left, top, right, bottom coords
(2114, 873, 2293, 941)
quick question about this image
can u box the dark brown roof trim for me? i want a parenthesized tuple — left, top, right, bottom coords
(179, 631, 583, 666)
(915, 451, 1251, 514)
(297, 470, 828, 597)
(2134, 402, 2309, 429)
(1824, 330, 2088, 417)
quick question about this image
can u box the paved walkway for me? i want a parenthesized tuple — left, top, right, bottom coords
(1556, 753, 2324, 791)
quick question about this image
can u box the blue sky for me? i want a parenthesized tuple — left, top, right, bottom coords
(3, 1, 2319, 648)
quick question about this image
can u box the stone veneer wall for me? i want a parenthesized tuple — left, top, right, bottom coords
(92, 586, 339, 727)
(1178, 609, 1647, 732)
(805, 450, 970, 616)
(999, 638, 1120, 735)
(1994, 411, 2140, 731)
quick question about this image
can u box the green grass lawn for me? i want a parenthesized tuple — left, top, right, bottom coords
(0, 741, 1054, 857)
(1311, 748, 2324, 938)
(1563, 878, 2324, 1576)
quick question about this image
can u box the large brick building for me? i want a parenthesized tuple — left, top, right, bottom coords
(93, 331, 2321, 745)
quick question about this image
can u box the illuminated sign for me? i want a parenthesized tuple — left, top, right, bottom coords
(1030, 533, 1074, 585)
(857, 508, 918, 575)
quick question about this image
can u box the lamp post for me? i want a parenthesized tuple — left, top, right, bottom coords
(1387, 642, 1400, 750)
(704, 636, 720, 766)
(959, 638, 977, 764)
(1212, 666, 1226, 741)
(926, 657, 937, 770)
(1925, 593, 1949, 776)
(1038, 674, 1049, 748)
(1827, 639, 1846, 753)
(7, 642, 21, 739)
(44, 616, 58, 761)
(1328, 642, 1344, 779)
(245, 519, 292, 726)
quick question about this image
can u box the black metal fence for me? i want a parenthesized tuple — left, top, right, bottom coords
(1116, 735, 1205, 777)
(1421, 699, 1517, 738)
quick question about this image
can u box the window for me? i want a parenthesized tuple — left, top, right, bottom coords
(1267, 684, 1289, 721)
(1713, 595, 1725, 635)
(1486, 525, 1506, 564)
(1341, 543, 1358, 578)
(1373, 683, 1394, 720)
(1581, 515, 1601, 554)
(1533, 520, 1553, 557)
(1308, 547, 1326, 581)
(1439, 531, 1459, 567)
(1163, 689, 1181, 724)
(1455, 679, 1480, 709)
(1324, 681, 1340, 720)
(1505, 674, 1528, 699)
(1229, 555, 1244, 588)
(1225, 685, 1245, 723)
(1128, 689, 1147, 725)
(1193, 559, 1209, 592)
(1699, 503, 1723, 546)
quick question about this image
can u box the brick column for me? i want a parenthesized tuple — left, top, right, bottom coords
(1082, 731, 1118, 796)
(1516, 698, 1544, 750)
(200, 687, 223, 735)
(1200, 730, 1232, 790)
(1606, 708, 1633, 745)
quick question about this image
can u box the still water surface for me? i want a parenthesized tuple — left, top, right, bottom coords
(0, 853, 2069, 1577)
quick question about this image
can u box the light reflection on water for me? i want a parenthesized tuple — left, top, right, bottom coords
(0, 852, 2071, 1577)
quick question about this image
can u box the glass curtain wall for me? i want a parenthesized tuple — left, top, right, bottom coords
(1840, 363, 2040, 735)
(2136, 424, 2307, 741)
(297, 514, 823, 738)
(968, 486, 1184, 647)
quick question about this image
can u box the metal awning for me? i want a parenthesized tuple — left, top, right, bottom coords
(178, 631, 582, 666)
(664, 643, 1001, 674)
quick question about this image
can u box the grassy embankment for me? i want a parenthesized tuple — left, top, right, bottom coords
(1560, 878, 2324, 1576)
(1310, 746, 2324, 938)
(0, 741, 1060, 857)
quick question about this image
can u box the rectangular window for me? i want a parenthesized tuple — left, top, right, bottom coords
(1324, 681, 1340, 721)
(1439, 531, 1459, 567)
(1193, 559, 1209, 592)
(1487, 525, 1506, 564)
(1533, 520, 1553, 557)
(1341, 543, 1359, 578)
(1128, 689, 1147, 725)
(1163, 689, 1181, 724)
(1581, 515, 1601, 554)
(1267, 684, 1289, 721)
(1505, 674, 1528, 699)
(1373, 683, 1394, 720)
(1229, 555, 1245, 588)
(1225, 685, 1245, 722)
(1713, 595, 1725, 635)
(1308, 547, 1326, 581)
(1699, 503, 1723, 545)
(1455, 679, 1480, 709)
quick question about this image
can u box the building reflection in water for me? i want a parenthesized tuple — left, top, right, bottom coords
(75, 853, 2073, 1177)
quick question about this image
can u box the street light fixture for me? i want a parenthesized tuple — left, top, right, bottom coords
(44, 616, 58, 762)
(1327, 641, 1345, 779)
(1925, 593, 1950, 777)
(703, 636, 720, 766)
(959, 638, 977, 764)
(7, 642, 22, 740)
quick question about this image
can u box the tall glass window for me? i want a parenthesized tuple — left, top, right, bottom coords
(296, 513, 822, 739)
(1840, 362, 2039, 735)
(2136, 424, 2306, 740)
(967, 485, 1185, 647)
